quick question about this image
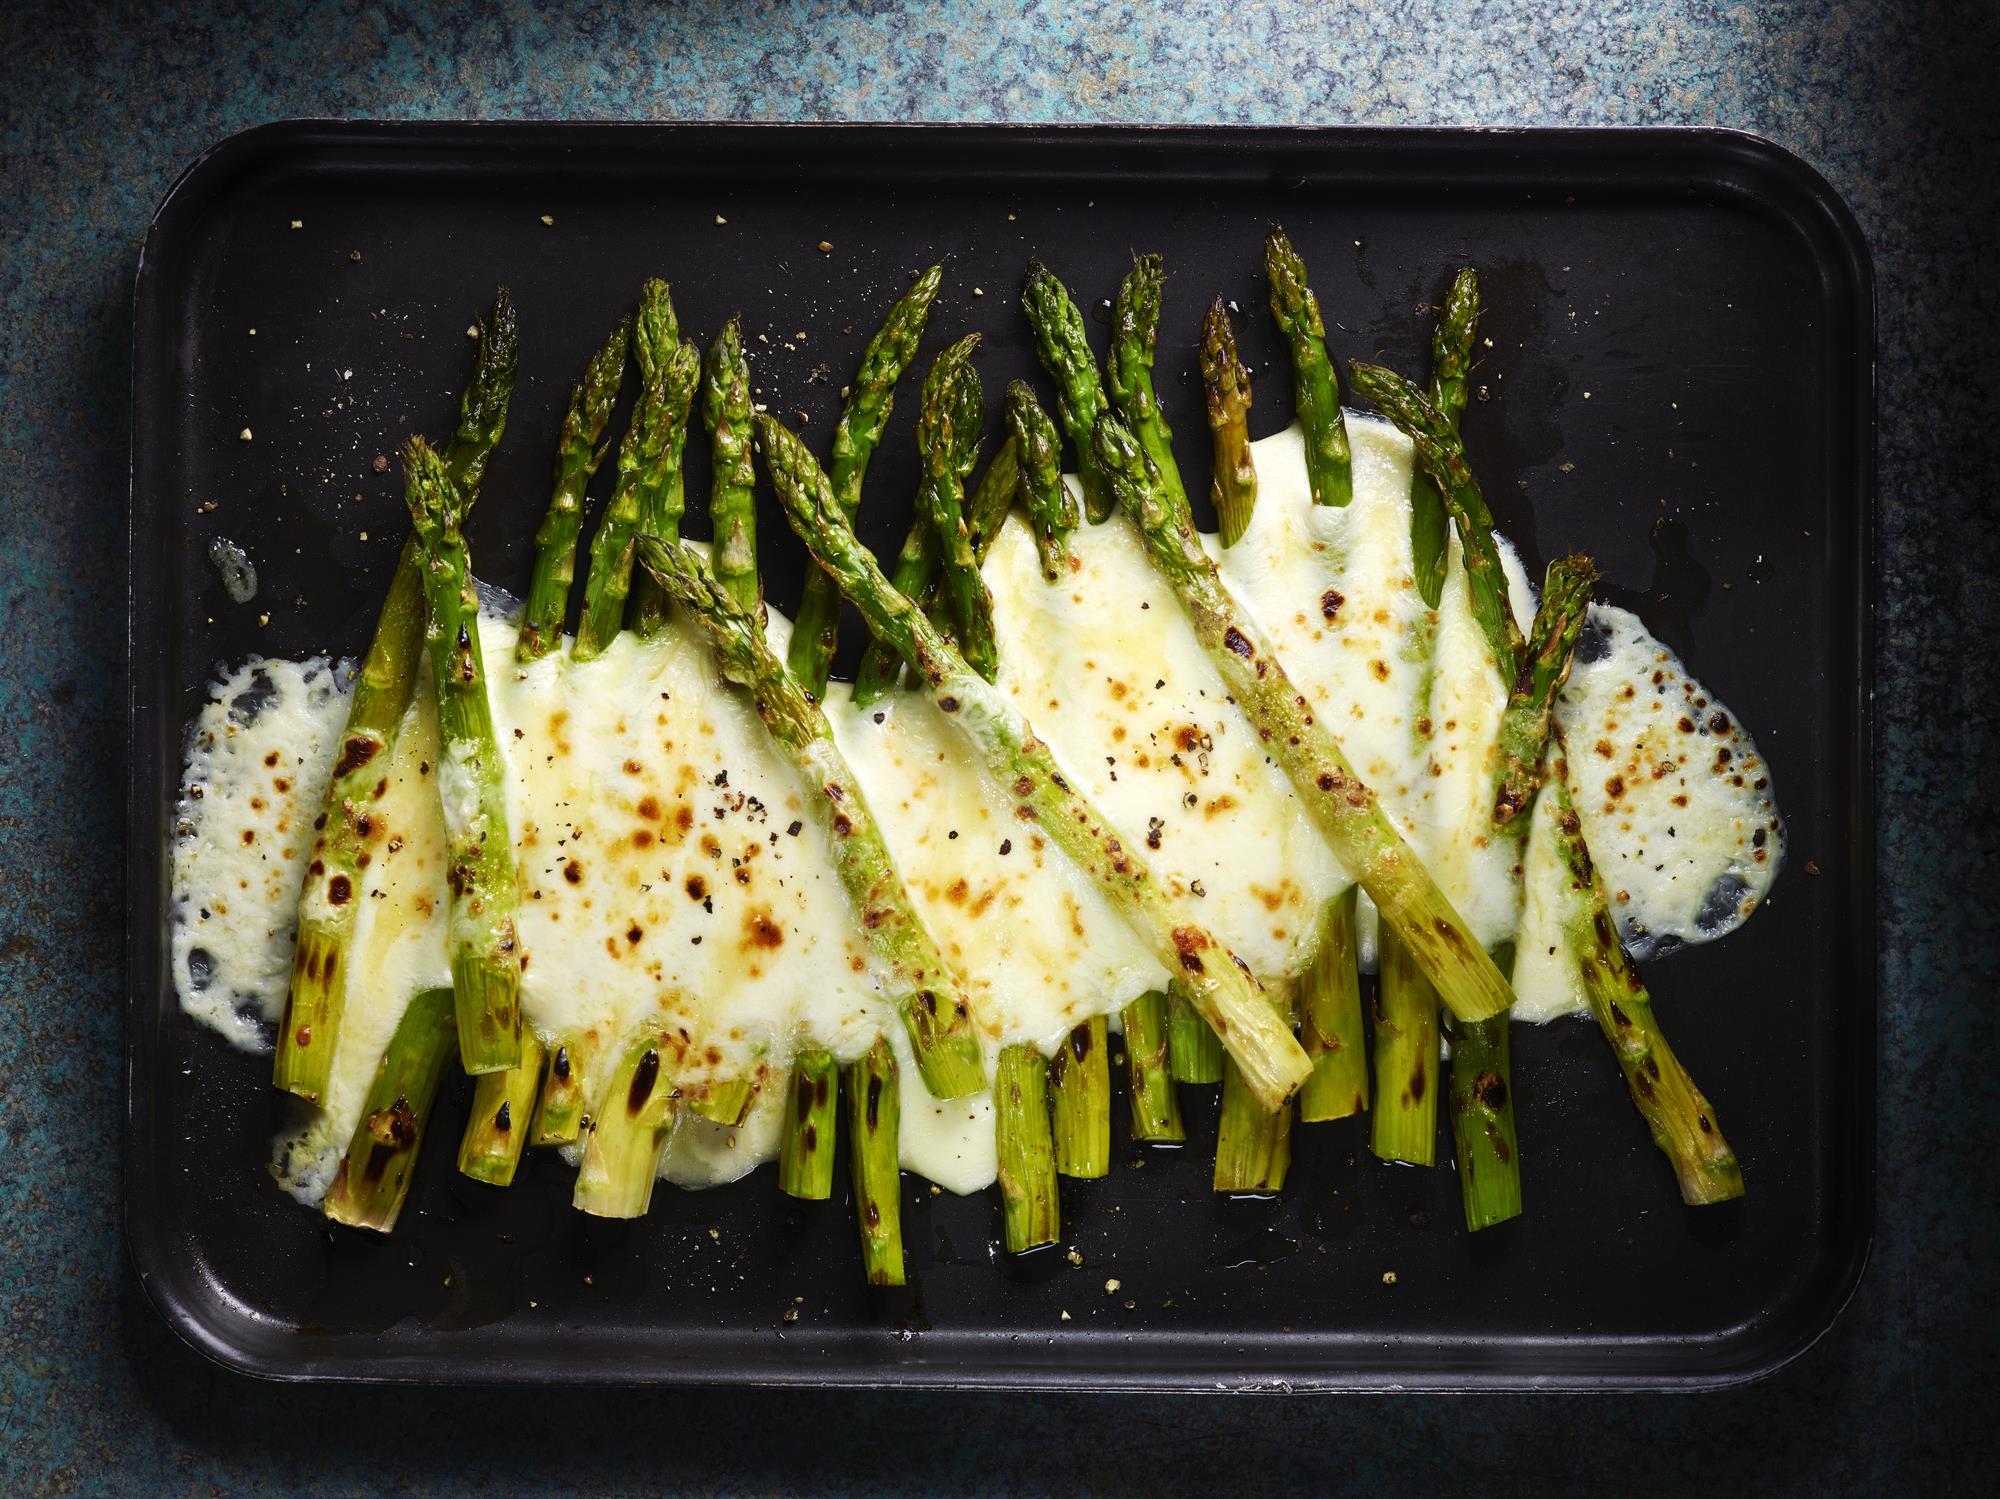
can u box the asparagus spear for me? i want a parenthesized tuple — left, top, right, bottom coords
(322, 987, 457, 1232)
(1165, 983, 1224, 1083)
(995, 1043, 1060, 1252)
(1120, 990, 1184, 1142)
(1200, 296, 1258, 547)
(1022, 261, 1114, 522)
(789, 264, 944, 697)
(1297, 886, 1369, 1122)
(529, 1037, 590, 1145)
(703, 315, 762, 621)
(1007, 380, 1074, 581)
(689, 1077, 755, 1128)
(458, 1030, 546, 1186)
(277, 290, 517, 1104)
(1215, 1004, 1296, 1194)
(628, 310, 703, 640)
(1049, 1015, 1110, 1178)
(845, 1037, 905, 1284)
(1545, 741, 1745, 1204)
(1265, 226, 1352, 508)
(757, 415, 1312, 1109)
(634, 538, 987, 1099)
(913, 336, 998, 681)
(778, 1047, 840, 1199)
(518, 317, 631, 662)
(1409, 270, 1481, 608)
(1087, 412, 1516, 1032)
(573, 283, 701, 660)
(402, 437, 524, 1074)
(1371, 933, 1440, 1164)
(1105, 254, 1188, 510)
(850, 365, 986, 707)
(573, 1033, 675, 1218)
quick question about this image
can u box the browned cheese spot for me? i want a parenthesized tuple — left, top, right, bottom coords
(743, 909, 784, 949)
(563, 859, 583, 885)
(1320, 588, 1344, 621)
(637, 795, 660, 820)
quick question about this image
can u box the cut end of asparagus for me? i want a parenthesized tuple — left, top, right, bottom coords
(778, 1049, 840, 1201)
(1297, 891, 1369, 1124)
(687, 1076, 756, 1127)
(530, 1037, 588, 1145)
(995, 1044, 1061, 1253)
(451, 948, 523, 1075)
(1120, 991, 1185, 1144)
(1165, 983, 1225, 1084)
(457, 1032, 547, 1187)
(846, 1039, 906, 1286)
(572, 1038, 675, 1219)
(273, 921, 347, 1103)
(1214, 1060, 1294, 1195)
(323, 988, 456, 1234)
(1050, 1017, 1111, 1179)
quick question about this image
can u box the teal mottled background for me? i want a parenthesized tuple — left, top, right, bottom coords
(1, 1, 1992, 1493)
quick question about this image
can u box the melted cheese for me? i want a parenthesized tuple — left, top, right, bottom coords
(176, 417, 1789, 1207)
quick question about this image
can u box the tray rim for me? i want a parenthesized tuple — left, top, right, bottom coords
(125, 117, 1878, 1393)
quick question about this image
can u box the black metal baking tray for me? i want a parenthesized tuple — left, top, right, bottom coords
(126, 122, 1874, 1390)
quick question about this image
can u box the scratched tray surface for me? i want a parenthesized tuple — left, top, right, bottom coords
(127, 124, 1873, 1389)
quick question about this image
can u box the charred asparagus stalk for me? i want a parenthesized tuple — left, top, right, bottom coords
(573, 1033, 675, 1218)
(277, 289, 516, 1104)
(757, 415, 1312, 1110)
(1265, 226, 1351, 508)
(1049, 1015, 1111, 1178)
(995, 1043, 1060, 1252)
(457, 1030, 547, 1186)
(1200, 295, 1257, 547)
(845, 1037, 905, 1284)
(518, 316, 631, 661)
(573, 282, 701, 659)
(634, 537, 986, 1099)
(778, 1047, 839, 1200)
(402, 437, 523, 1074)
(789, 264, 943, 697)
(323, 987, 458, 1232)
(703, 314, 762, 621)
(913, 336, 998, 680)
(1007, 381, 1075, 581)
(1022, 260, 1114, 522)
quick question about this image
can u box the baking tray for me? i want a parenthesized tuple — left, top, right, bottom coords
(126, 122, 1875, 1390)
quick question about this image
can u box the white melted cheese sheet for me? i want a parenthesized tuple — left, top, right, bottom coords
(172, 417, 1784, 1203)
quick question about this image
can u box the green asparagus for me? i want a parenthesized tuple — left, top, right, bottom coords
(1105, 254, 1187, 511)
(789, 264, 944, 697)
(402, 437, 524, 1074)
(845, 1037, 906, 1284)
(1200, 296, 1258, 547)
(704, 315, 762, 620)
(778, 1047, 839, 1199)
(1007, 380, 1074, 581)
(1409, 269, 1482, 609)
(518, 316, 631, 661)
(323, 987, 457, 1232)
(573, 282, 701, 659)
(277, 289, 517, 1104)
(914, 335, 997, 680)
(573, 1033, 675, 1218)
(1120, 990, 1184, 1142)
(458, 1030, 546, 1186)
(1022, 261, 1114, 522)
(1049, 1015, 1110, 1178)
(995, 1043, 1060, 1252)
(1265, 227, 1352, 508)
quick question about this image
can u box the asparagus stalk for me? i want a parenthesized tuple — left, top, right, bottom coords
(518, 317, 631, 662)
(703, 315, 762, 621)
(629, 310, 703, 640)
(573, 1033, 675, 1218)
(634, 538, 987, 1099)
(277, 290, 517, 1103)
(757, 416, 1312, 1109)
(688, 1078, 755, 1127)
(778, 1047, 839, 1199)
(789, 264, 944, 697)
(845, 1037, 905, 1284)
(1165, 983, 1224, 1083)
(323, 987, 457, 1232)
(1022, 261, 1114, 523)
(402, 438, 524, 1074)
(1048, 1015, 1111, 1178)
(573, 284, 701, 660)
(850, 366, 986, 707)
(1370, 933, 1440, 1165)
(1006, 381, 1074, 581)
(1409, 269, 1482, 609)
(1120, 990, 1184, 1142)
(995, 1043, 1060, 1252)
(914, 336, 998, 681)
(1297, 886, 1369, 1122)
(529, 1036, 589, 1145)
(1545, 743, 1745, 1204)
(457, 1030, 547, 1186)
(1086, 412, 1516, 1032)
(1200, 296, 1258, 547)
(1215, 1015, 1296, 1193)
(1265, 226, 1352, 508)
(1106, 254, 1188, 510)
